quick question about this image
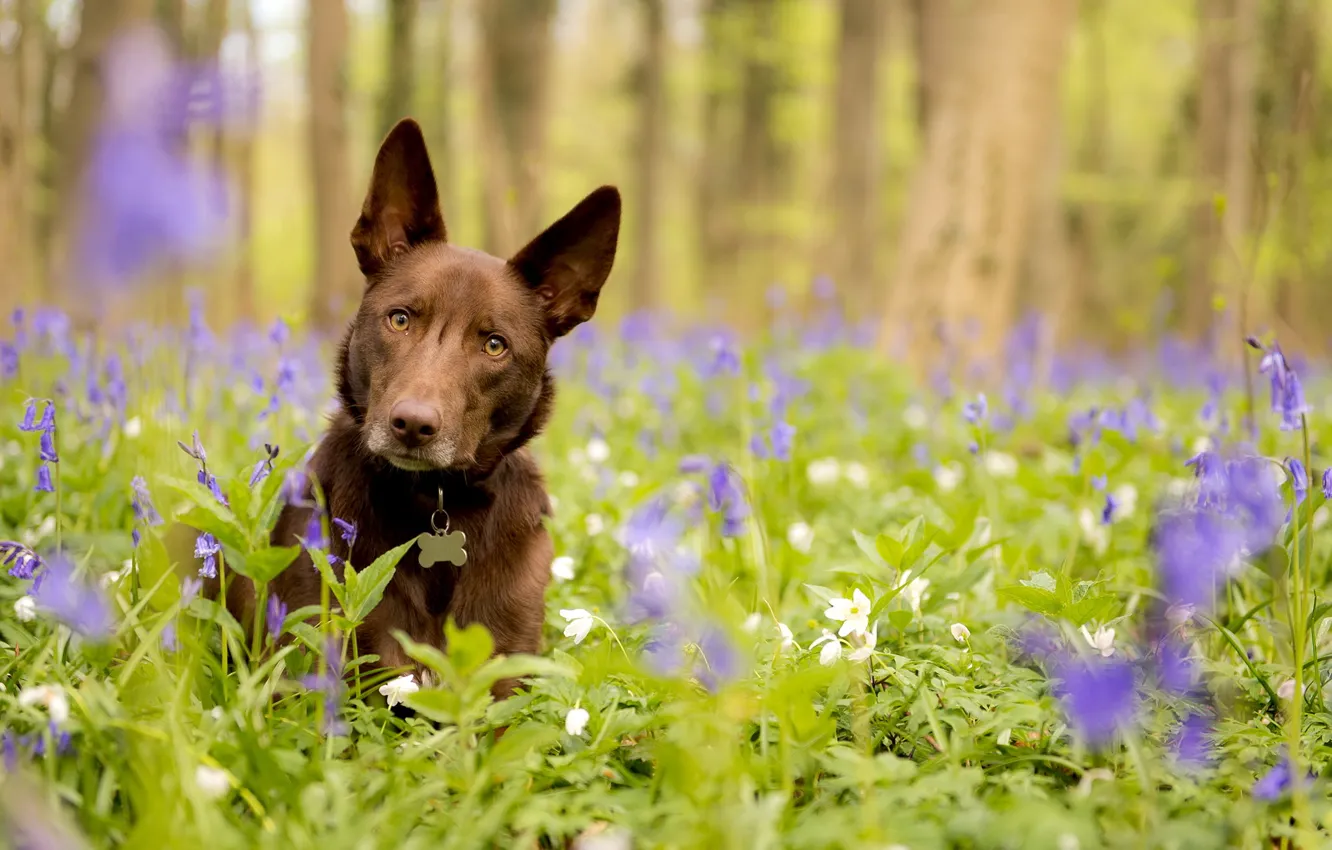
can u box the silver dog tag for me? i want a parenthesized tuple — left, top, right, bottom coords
(417, 487, 467, 568)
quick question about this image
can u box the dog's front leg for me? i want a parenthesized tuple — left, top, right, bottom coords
(447, 528, 553, 701)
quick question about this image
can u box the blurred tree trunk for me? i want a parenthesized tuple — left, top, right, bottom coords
(880, 0, 1074, 370)
(308, 0, 355, 326)
(476, 0, 556, 253)
(56, 0, 152, 312)
(826, 0, 885, 314)
(910, 0, 944, 136)
(697, 0, 736, 314)
(1188, 0, 1256, 343)
(427, 0, 456, 222)
(1068, 0, 1110, 346)
(381, 0, 419, 137)
(0, 1, 26, 311)
(231, 0, 259, 324)
(156, 0, 187, 50)
(631, 0, 667, 312)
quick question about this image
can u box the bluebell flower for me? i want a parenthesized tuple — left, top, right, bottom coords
(38, 430, 57, 463)
(33, 555, 114, 638)
(1323, 468, 1332, 500)
(332, 518, 357, 548)
(248, 443, 279, 488)
(1173, 714, 1211, 769)
(19, 399, 38, 431)
(1101, 493, 1118, 525)
(2, 731, 15, 772)
(34, 463, 54, 493)
(695, 627, 740, 693)
(181, 576, 202, 605)
(161, 622, 178, 652)
(1251, 338, 1311, 431)
(1287, 458, 1308, 506)
(769, 422, 796, 462)
(266, 594, 288, 639)
(301, 637, 348, 736)
(962, 393, 988, 425)
(0, 541, 43, 580)
(1091, 475, 1106, 492)
(0, 342, 16, 381)
(1157, 640, 1199, 696)
(1052, 656, 1138, 747)
(303, 511, 329, 552)
(1252, 754, 1293, 800)
(194, 532, 220, 579)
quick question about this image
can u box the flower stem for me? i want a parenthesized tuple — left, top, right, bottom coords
(1286, 414, 1311, 838)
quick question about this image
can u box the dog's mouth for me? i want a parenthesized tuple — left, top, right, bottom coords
(364, 421, 461, 472)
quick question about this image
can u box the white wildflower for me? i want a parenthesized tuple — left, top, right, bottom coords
(1110, 484, 1137, 521)
(902, 404, 928, 430)
(585, 513, 606, 536)
(378, 673, 420, 708)
(934, 464, 962, 492)
(565, 706, 590, 736)
(846, 625, 878, 662)
(776, 622, 797, 651)
(586, 437, 610, 465)
(1277, 679, 1296, 701)
(123, 416, 143, 438)
(14, 596, 36, 622)
(616, 470, 640, 489)
(741, 612, 763, 633)
(194, 765, 230, 800)
(900, 570, 930, 614)
(1079, 508, 1108, 555)
(18, 684, 69, 724)
(786, 521, 814, 554)
(806, 457, 841, 487)
(1080, 624, 1116, 657)
(824, 589, 872, 637)
(561, 608, 596, 644)
(811, 630, 841, 666)
(551, 555, 576, 581)
(843, 462, 870, 489)
(983, 451, 1018, 478)
(951, 623, 971, 644)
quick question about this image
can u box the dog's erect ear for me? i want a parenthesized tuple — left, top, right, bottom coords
(509, 186, 621, 338)
(350, 119, 446, 278)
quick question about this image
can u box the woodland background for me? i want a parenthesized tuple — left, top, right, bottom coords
(1, 0, 1330, 364)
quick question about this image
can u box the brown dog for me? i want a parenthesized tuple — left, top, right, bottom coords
(220, 118, 620, 693)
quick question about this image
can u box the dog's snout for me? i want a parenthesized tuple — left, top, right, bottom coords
(389, 400, 442, 448)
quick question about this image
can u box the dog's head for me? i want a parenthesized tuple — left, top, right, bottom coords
(337, 119, 620, 474)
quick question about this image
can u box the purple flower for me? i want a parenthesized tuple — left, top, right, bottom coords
(1287, 458, 1308, 506)
(678, 454, 712, 474)
(303, 511, 328, 552)
(1252, 755, 1293, 801)
(33, 555, 115, 638)
(769, 422, 796, 462)
(962, 393, 988, 425)
(34, 463, 54, 493)
(1091, 475, 1107, 492)
(1052, 656, 1138, 747)
(332, 518, 357, 548)
(266, 593, 288, 639)
(1101, 494, 1118, 525)
(1, 541, 43, 580)
(248, 443, 280, 488)
(194, 532, 220, 579)
(181, 576, 202, 605)
(695, 627, 740, 693)
(1253, 340, 1310, 431)
(131, 476, 163, 526)
(38, 430, 57, 463)
(19, 399, 38, 431)
(1323, 468, 1332, 500)
(1174, 714, 1211, 769)
(301, 637, 347, 736)
(161, 621, 178, 652)
(2, 731, 15, 772)
(0, 342, 16, 381)
(1157, 640, 1199, 696)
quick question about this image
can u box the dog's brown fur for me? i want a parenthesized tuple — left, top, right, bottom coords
(219, 119, 620, 693)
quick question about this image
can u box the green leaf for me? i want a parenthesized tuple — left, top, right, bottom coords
(851, 530, 887, 568)
(888, 610, 913, 631)
(395, 630, 454, 681)
(462, 654, 577, 707)
(875, 534, 903, 567)
(232, 545, 300, 584)
(345, 538, 415, 624)
(404, 688, 462, 725)
(1021, 571, 1057, 593)
(802, 584, 838, 606)
(1061, 595, 1118, 627)
(997, 585, 1063, 617)
(308, 547, 348, 610)
(445, 619, 495, 679)
(175, 504, 249, 555)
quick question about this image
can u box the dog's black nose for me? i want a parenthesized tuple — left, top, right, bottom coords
(389, 400, 441, 448)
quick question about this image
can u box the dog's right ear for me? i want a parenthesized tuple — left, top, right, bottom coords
(350, 118, 447, 278)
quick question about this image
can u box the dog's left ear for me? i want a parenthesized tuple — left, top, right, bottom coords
(510, 186, 621, 338)
(350, 118, 447, 278)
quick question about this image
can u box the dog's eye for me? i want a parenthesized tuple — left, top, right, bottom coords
(387, 311, 410, 333)
(483, 335, 508, 357)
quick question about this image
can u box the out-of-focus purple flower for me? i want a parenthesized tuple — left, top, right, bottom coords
(1287, 458, 1308, 506)
(130, 475, 163, 527)
(1323, 468, 1332, 500)
(1174, 713, 1211, 769)
(769, 422, 796, 462)
(1, 541, 43, 580)
(181, 576, 202, 605)
(1251, 339, 1310, 432)
(19, 399, 38, 430)
(0, 342, 16, 381)
(301, 637, 347, 736)
(74, 25, 240, 291)
(1052, 656, 1138, 747)
(248, 443, 280, 488)
(643, 624, 688, 677)
(303, 511, 328, 552)
(701, 334, 741, 379)
(1101, 493, 1118, 526)
(695, 627, 740, 693)
(1252, 754, 1293, 800)
(962, 393, 988, 425)
(678, 455, 711, 474)
(268, 317, 290, 347)
(1091, 475, 1106, 492)
(1, 730, 15, 772)
(194, 532, 220, 579)
(266, 593, 288, 639)
(180, 431, 229, 508)
(1158, 640, 1199, 696)
(33, 555, 115, 638)
(161, 621, 178, 652)
(34, 463, 54, 493)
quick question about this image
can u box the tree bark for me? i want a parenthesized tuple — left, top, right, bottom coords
(476, 0, 556, 253)
(381, 0, 419, 138)
(308, 0, 356, 326)
(0, 1, 26, 311)
(910, 0, 945, 137)
(880, 0, 1075, 370)
(827, 0, 885, 313)
(428, 0, 456, 222)
(232, 0, 259, 323)
(631, 0, 667, 312)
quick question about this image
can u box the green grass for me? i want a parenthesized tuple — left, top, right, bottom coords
(0, 314, 1327, 849)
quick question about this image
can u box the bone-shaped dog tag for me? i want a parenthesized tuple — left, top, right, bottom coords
(416, 528, 468, 568)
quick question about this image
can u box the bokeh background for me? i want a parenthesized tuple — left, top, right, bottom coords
(1, 0, 1330, 364)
